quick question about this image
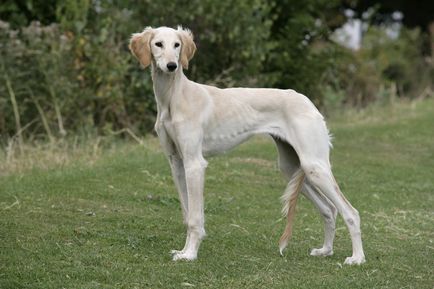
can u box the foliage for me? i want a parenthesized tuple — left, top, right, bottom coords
(349, 0, 434, 31)
(0, 0, 432, 140)
(135, 0, 274, 86)
(0, 0, 58, 27)
(322, 26, 433, 109)
(264, 0, 346, 105)
(0, 0, 275, 140)
(0, 21, 76, 138)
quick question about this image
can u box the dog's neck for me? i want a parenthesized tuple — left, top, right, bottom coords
(151, 64, 186, 110)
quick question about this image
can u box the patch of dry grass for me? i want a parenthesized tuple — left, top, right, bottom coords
(0, 135, 161, 176)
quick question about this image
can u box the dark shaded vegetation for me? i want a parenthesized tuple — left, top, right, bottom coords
(0, 0, 432, 141)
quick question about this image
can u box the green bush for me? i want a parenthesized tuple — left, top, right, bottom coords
(264, 0, 345, 105)
(1, 1, 431, 141)
(322, 26, 433, 110)
(0, 0, 275, 140)
(0, 21, 76, 138)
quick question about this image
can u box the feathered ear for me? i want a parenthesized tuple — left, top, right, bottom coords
(129, 27, 154, 68)
(177, 26, 196, 70)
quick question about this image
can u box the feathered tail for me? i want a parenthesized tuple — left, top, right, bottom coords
(279, 168, 305, 255)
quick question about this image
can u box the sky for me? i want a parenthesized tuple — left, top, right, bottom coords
(332, 9, 402, 50)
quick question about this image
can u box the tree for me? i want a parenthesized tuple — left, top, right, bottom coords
(264, 0, 347, 104)
(0, 0, 57, 27)
(347, 0, 434, 56)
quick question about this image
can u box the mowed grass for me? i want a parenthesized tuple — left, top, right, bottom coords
(1, 99, 433, 289)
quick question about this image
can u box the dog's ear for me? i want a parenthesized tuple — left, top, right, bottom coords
(177, 26, 196, 70)
(129, 27, 154, 68)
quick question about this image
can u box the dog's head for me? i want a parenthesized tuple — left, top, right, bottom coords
(129, 26, 196, 73)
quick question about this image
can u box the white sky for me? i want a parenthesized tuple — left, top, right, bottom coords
(332, 9, 402, 50)
(333, 19, 363, 50)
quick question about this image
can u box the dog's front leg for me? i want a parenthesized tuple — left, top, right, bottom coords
(169, 122, 208, 261)
(172, 156, 207, 261)
(155, 123, 189, 221)
(168, 154, 188, 222)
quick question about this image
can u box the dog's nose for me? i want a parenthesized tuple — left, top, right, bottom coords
(167, 62, 177, 72)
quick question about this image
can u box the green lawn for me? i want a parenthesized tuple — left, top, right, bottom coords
(1, 99, 433, 288)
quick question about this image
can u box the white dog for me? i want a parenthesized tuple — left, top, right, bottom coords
(129, 26, 365, 265)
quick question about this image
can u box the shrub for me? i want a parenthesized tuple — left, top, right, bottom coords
(322, 26, 433, 110)
(1, 1, 431, 141)
(0, 21, 76, 138)
(0, 0, 274, 140)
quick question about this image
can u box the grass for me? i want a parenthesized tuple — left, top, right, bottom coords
(1, 99, 433, 288)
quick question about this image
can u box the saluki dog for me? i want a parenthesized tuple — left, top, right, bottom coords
(129, 26, 365, 265)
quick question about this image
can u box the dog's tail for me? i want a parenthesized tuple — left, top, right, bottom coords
(279, 168, 305, 255)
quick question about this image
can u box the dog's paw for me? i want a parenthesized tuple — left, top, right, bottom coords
(310, 247, 333, 257)
(171, 250, 197, 261)
(344, 255, 365, 265)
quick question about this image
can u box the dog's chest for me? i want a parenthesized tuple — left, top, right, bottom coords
(155, 110, 177, 143)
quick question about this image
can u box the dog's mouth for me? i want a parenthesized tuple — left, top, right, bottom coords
(166, 62, 178, 73)
(156, 65, 177, 74)
(155, 60, 178, 74)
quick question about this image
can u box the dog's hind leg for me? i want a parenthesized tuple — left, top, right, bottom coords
(303, 182, 337, 257)
(288, 118, 365, 265)
(273, 138, 304, 254)
(274, 138, 337, 256)
(274, 138, 300, 179)
(300, 157, 365, 265)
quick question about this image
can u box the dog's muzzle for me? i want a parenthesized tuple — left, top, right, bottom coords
(167, 62, 177, 72)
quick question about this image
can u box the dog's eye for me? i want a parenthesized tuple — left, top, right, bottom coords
(174, 42, 180, 48)
(155, 42, 163, 48)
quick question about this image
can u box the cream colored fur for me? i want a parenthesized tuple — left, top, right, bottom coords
(129, 26, 365, 265)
